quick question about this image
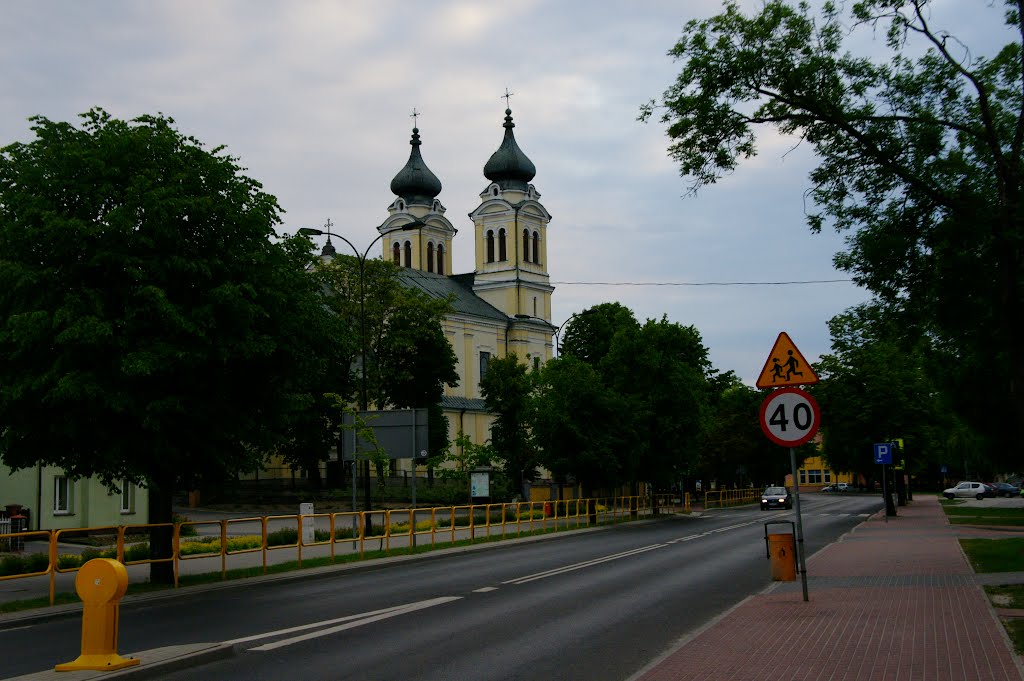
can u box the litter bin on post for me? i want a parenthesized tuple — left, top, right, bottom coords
(543, 502, 553, 518)
(764, 520, 797, 581)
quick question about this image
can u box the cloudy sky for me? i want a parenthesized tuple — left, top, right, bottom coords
(1, 1, 1002, 384)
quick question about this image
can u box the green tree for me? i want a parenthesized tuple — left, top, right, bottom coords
(532, 357, 629, 497)
(602, 317, 713, 494)
(0, 109, 327, 581)
(479, 353, 537, 499)
(642, 0, 1024, 466)
(559, 302, 638, 368)
(812, 304, 948, 486)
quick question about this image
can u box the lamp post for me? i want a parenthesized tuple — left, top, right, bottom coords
(298, 219, 423, 521)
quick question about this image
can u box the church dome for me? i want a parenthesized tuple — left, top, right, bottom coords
(390, 127, 442, 206)
(483, 109, 536, 191)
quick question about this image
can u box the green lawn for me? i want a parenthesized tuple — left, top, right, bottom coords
(942, 504, 1024, 526)
(959, 538, 1024, 573)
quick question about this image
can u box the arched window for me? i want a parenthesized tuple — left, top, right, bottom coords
(498, 229, 507, 261)
(437, 245, 445, 275)
(392, 242, 401, 265)
(523, 229, 530, 263)
(404, 241, 412, 268)
(486, 230, 495, 263)
(427, 243, 435, 273)
(532, 231, 540, 264)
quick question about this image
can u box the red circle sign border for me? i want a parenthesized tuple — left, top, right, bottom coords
(759, 387, 821, 447)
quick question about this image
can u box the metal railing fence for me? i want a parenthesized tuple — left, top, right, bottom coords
(0, 493, 690, 606)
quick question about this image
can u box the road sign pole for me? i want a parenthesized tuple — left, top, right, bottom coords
(880, 464, 888, 524)
(789, 447, 809, 602)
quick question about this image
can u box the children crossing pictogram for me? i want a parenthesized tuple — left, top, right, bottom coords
(756, 332, 819, 388)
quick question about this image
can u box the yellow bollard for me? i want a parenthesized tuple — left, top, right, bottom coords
(55, 558, 140, 672)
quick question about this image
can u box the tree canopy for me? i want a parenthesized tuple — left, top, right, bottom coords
(643, 0, 1024, 467)
(0, 109, 332, 571)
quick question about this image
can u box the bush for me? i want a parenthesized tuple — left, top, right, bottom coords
(0, 554, 26, 576)
(267, 528, 298, 546)
(25, 552, 50, 573)
(173, 514, 198, 537)
(124, 543, 151, 562)
(57, 553, 82, 569)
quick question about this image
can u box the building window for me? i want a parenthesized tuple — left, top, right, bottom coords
(54, 476, 72, 514)
(532, 231, 540, 264)
(533, 356, 540, 371)
(824, 471, 832, 483)
(807, 469, 823, 484)
(392, 242, 401, 265)
(437, 245, 445, 275)
(486, 230, 495, 263)
(479, 351, 491, 384)
(523, 228, 530, 263)
(799, 470, 807, 485)
(533, 297, 537, 316)
(427, 243, 435, 273)
(498, 229, 507, 261)
(120, 481, 135, 514)
(403, 241, 412, 268)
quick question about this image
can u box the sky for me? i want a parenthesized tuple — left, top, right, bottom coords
(0, 0, 1003, 384)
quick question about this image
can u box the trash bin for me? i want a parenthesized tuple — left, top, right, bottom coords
(543, 502, 553, 517)
(764, 520, 797, 581)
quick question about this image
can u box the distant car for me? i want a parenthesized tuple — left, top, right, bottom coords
(942, 481, 989, 500)
(989, 482, 1020, 498)
(820, 484, 836, 492)
(836, 483, 853, 492)
(761, 486, 793, 510)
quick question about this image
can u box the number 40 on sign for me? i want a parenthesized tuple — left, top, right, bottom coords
(759, 387, 821, 447)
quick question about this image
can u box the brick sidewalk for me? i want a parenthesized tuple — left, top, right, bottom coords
(630, 496, 1024, 681)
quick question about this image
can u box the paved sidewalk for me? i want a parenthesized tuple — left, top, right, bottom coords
(630, 495, 1024, 681)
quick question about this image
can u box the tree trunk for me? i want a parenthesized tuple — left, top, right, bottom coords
(147, 473, 175, 584)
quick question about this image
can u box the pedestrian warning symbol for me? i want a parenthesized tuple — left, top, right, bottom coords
(756, 332, 819, 388)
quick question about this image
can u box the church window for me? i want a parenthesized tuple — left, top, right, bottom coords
(522, 229, 530, 263)
(437, 245, 445, 275)
(499, 229, 507, 261)
(403, 241, 412, 268)
(427, 243, 435, 273)
(533, 297, 537, 316)
(479, 351, 491, 385)
(492, 187, 499, 197)
(392, 242, 401, 265)
(397, 200, 405, 211)
(532, 231, 540, 264)
(486, 230, 495, 263)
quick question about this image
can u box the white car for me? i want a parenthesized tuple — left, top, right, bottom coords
(942, 481, 988, 500)
(836, 483, 852, 492)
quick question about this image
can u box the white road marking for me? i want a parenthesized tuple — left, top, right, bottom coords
(474, 587, 498, 593)
(226, 597, 462, 652)
(503, 544, 666, 585)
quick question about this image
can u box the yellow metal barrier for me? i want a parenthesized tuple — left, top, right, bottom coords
(704, 488, 760, 509)
(0, 493, 692, 606)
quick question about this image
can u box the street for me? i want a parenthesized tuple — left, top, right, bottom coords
(3, 494, 881, 681)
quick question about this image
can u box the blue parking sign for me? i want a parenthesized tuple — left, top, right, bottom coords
(873, 443, 892, 465)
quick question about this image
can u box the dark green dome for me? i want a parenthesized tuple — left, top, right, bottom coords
(390, 127, 442, 206)
(483, 109, 536, 191)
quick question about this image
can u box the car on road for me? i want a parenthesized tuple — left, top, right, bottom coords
(942, 481, 990, 500)
(988, 482, 1020, 498)
(836, 482, 852, 492)
(761, 486, 793, 510)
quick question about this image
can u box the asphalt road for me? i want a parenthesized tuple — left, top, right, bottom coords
(3, 494, 882, 680)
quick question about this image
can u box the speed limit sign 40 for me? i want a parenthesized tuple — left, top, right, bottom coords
(759, 387, 820, 447)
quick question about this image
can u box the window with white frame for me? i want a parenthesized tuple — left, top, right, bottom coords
(119, 480, 135, 514)
(54, 476, 72, 514)
(807, 469, 823, 484)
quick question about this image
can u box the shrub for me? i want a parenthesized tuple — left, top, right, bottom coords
(173, 514, 198, 537)
(80, 547, 104, 562)
(25, 552, 50, 573)
(0, 554, 26, 576)
(267, 528, 298, 546)
(124, 543, 151, 562)
(57, 554, 82, 569)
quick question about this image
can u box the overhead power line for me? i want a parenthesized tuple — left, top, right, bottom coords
(550, 278, 853, 287)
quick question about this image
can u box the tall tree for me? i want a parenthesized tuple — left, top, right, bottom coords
(0, 110, 327, 580)
(642, 0, 1024, 467)
(479, 353, 537, 499)
(559, 302, 638, 368)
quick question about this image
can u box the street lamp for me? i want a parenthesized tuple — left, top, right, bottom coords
(298, 219, 424, 522)
(551, 310, 591, 356)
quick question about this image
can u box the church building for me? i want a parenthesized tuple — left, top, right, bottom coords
(323, 106, 557, 455)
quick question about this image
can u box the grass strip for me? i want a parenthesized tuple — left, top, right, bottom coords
(960, 538, 1024, 573)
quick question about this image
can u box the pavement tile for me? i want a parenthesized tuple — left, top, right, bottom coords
(631, 497, 1024, 681)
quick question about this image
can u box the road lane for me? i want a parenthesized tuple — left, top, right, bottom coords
(2, 494, 882, 680)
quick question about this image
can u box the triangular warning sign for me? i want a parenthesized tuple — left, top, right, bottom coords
(755, 332, 819, 388)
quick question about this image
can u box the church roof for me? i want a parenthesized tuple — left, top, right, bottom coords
(483, 109, 536, 191)
(396, 268, 509, 323)
(390, 127, 442, 206)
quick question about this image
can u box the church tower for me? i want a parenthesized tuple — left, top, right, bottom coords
(380, 123, 456, 274)
(469, 107, 554, 327)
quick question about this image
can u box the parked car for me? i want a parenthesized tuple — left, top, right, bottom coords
(820, 484, 837, 492)
(761, 486, 793, 510)
(941, 481, 990, 500)
(836, 483, 853, 492)
(988, 482, 1020, 498)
